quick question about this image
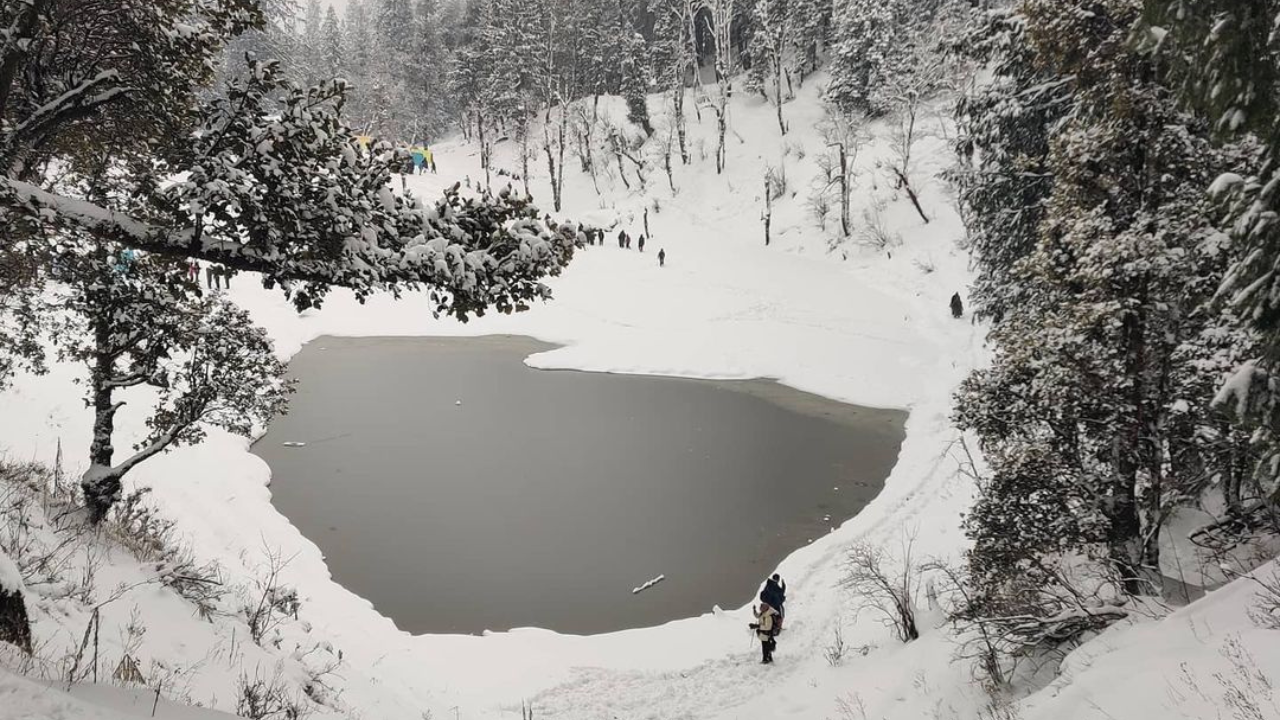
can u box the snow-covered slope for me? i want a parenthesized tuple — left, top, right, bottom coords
(3, 72, 1278, 720)
(0, 668, 238, 720)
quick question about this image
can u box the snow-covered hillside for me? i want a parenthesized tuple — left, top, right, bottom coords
(2, 72, 1279, 720)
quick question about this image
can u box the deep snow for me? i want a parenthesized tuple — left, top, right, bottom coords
(2, 72, 1278, 720)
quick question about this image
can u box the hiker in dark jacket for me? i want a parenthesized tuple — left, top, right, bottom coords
(658, 248, 666, 267)
(950, 292, 964, 318)
(762, 573, 786, 620)
(618, 230, 626, 248)
(638, 234, 646, 252)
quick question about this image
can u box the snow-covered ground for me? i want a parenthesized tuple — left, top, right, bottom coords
(3, 74, 1279, 720)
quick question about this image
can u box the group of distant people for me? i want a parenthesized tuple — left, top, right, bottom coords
(111, 249, 234, 292)
(408, 146, 437, 175)
(186, 259, 232, 291)
(576, 226, 666, 267)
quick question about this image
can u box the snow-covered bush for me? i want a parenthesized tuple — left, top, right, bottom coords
(236, 667, 312, 720)
(1248, 570, 1280, 630)
(242, 548, 302, 648)
(857, 200, 900, 250)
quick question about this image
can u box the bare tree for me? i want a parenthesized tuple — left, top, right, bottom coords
(243, 546, 301, 648)
(817, 113, 868, 238)
(841, 535, 921, 643)
(752, 0, 791, 135)
(701, 0, 736, 173)
(542, 92, 570, 211)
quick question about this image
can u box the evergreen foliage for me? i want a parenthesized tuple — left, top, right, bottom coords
(954, 0, 1268, 651)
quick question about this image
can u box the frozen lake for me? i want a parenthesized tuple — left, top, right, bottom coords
(253, 335, 906, 635)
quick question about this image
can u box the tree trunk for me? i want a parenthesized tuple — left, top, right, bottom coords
(543, 130, 559, 212)
(519, 117, 531, 198)
(0, 586, 31, 654)
(478, 112, 491, 189)
(773, 54, 785, 135)
(716, 104, 727, 174)
(891, 167, 930, 224)
(83, 318, 121, 523)
(838, 143, 850, 237)
(763, 173, 772, 245)
(673, 83, 689, 165)
(556, 110, 567, 210)
(611, 134, 630, 189)
(664, 144, 675, 191)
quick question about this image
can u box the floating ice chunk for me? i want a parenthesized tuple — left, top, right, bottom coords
(632, 574, 666, 594)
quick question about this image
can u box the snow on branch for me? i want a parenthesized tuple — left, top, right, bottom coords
(3, 62, 583, 320)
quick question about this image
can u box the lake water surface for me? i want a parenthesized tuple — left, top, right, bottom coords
(253, 335, 906, 635)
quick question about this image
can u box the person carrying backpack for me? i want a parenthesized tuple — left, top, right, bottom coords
(750, 594, 780, 664)
(762, 574, 786, 614)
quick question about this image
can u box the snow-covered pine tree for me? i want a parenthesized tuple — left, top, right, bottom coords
(622, 27, 654, 135)
(319, 5, 345, 81)
(221, 0, 303, 85)
(952, 5, 1066, 322)
(955, 0, 1261, 637)
(298, 0, 326, 85)
(786, 0, 830, 83)
(1142, 0, 1280, 522)
(826, 0, 901, 114)
(340, 0, 376, 130)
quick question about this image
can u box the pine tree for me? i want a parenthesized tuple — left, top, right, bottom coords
(622, 27, 654, 135)
(826, 0, 902, 114)
(952, 7, 1066, 322)
(299, 0, 326, 85)
(787, 0, 830, 82)
(320, 6, 345, 81)
(955, 0, 1261, 630)
(1142, 0, 1280, 517)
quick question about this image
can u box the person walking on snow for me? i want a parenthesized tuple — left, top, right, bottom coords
(638, 234, 646, 253)
(762, 573, 787, 630)
(618, 230, 627, 248)
(658, 248, 666, 267)
(751, 595, 780, 664)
